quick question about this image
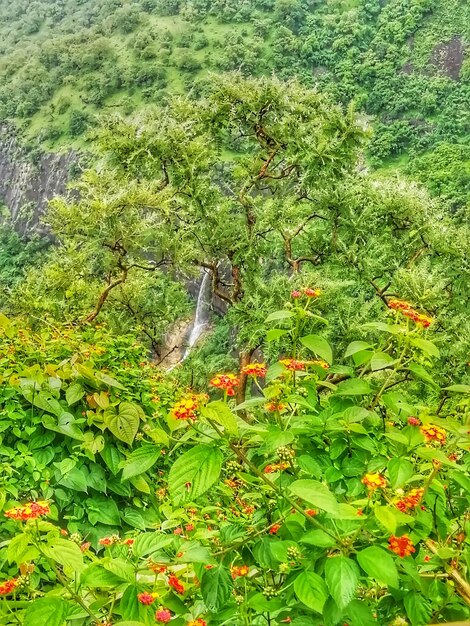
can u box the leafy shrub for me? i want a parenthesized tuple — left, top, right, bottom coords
(1, 292, 469, 625)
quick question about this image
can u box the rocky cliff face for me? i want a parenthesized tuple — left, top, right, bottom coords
(0, 125, 75, 236)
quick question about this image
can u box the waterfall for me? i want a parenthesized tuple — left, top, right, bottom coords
(183, 270, 211, 359)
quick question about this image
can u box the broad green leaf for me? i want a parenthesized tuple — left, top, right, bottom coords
(7, 533, 39, 565)
(300, 334, 333, 364)
(362, 322, 402, 334)
(103, 557, 135, 583)
(346, 599, 377, 626)
(289, 479, 339, 514)
(169, 444, 223, 505)
(266, 361, 287, 382)
(267, 328, 289, 341)
(81, 564, 127, 587)
(410, 338, 440, 358)
(334, 378, 371, 396)
(407, 363, 437, 387)
(300, 530, 337, 548)
(105, 402, 143, 445)
(147, 428, 170, 446)
(65, 383, 85, 405)
(121, 445, 160, 481)
(201, 565, 233, 612)
(122, 509, 147, 530)
(325, 556, 359, 610)
(202, 400, 238, 435)
(374, 505, 398, 534)
(95, 371, 126, 389)
(345, 341, 373, 357)
(86, 495, 121, 526)
(43, 539, 84, 572)
(370, 352, 396, 371)
(176, 541, 215, 564)
(387, 458, 414, 489)
(58, 466, 88, 493)
(24, 598, 68, 626)
(130, 475, 151, 494)
(415, 447, 458, 468)
(356, 546, 398, 587)
(100, 445, 123, 475)
(265, 310, 294, 322)
(119, 584, 148, 621)
(294, 570, 328, 613)
(133, 533, 173, 558)
(404, 591, 432, 626)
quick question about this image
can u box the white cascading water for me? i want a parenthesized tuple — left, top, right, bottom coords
(182, 269, 211, 359)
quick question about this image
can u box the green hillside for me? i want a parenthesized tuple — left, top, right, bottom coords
(0, 0, 469, 209)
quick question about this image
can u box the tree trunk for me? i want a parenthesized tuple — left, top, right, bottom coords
(236, 349, 255, 406)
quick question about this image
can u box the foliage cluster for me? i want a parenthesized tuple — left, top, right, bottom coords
(0, 294, 470, 625)
(0, 0, 468, 207)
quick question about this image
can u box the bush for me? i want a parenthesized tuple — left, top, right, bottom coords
(1, 293, 469, 625)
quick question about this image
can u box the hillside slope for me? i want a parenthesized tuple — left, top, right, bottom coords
(0, 0, 469, 209)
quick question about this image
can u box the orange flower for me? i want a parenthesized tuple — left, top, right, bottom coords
(361, 473, 387, 490)
(171, 394, 202, 421)
(265, 401, 286, 412)
(149, 562, 167, 574)
(187, 620, 207, 626)
(241, 362, 267, 377)
(388, 535, 415, 558)
(269, 524, 281, 535)
(421, 423, 446, 444)
(5, 500, 50, 521)
(304, 288, 321, 298)
(209, 373, 239, 396)
(311, 359, 329, 369)
(291, 290, 302, 298)
(155, 608, 172, 623)
(264, 462, 289, 473)
(305, 509, 317, 517)
(279, 359, 306, 371)
(388, 299, 412, 311)
(231, 564, 249, 579)
(408, 416, 421, 426)
(395, 487, 424, 512)
(99, 535, 119, 546)
(0, 579, 18, 596)
(168, 574, 184, 594)
(122, 538, 134, 546)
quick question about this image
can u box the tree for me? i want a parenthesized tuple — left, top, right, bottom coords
(21, 74, 470, 396)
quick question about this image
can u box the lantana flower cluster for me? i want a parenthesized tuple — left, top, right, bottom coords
(5, 501, 50, 521)
(388, 299, 433, 328)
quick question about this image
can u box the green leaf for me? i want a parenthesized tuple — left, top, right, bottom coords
(289, 479, 339, 515)
(347, 599, 377, 626)
(201, 565, 233, 612)
(176, 541, 215, 564)
(407, 363, 437, 387)
(7, 533, 39, 565)
(58, 466, 88, 493)
(345, 341, 373, 357)
(267, 328, 289, 341)
(132, 533, 173, 558)
(105, 402, 143, 445)
(356, 546, 398, 588)
(119, 584, 148, 621)
(370, 352, 396, 371)
(201, 400, 238, 436)
(443, 384, 470, 394)
(300, 530, 337, 548)
(415, 447, 457, 468)
(374, 505, 398, 534)
(169, 444, 223, 505)
(410, 338, 440, 358)
(65, 383, 85, 405)
(294, 570, 328, 613)
(300, 334, 333, 364)
(95, 371, 126, 390)
(404, 591, 432, 626)
(121, 445, 160, 481)
(81, 564, 127, 587)
(265, 310, 294, 322)
(122, 509, 147, 530)
(24, 598, 68, 626)
(100, 445, 123, 476)
(43, 539, 84, 572)
(114, 623, 146, 626)
(86, 495, 121, 526)
(388, 458, 414, 489)
(362, 322, 402, 334)
(325, 556, 359, 610)
(334, 378, 371, 396)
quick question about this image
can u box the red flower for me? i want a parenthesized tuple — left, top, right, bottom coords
(388, 535, 415, 558)
(188, 620, 207, 626)
(209, 373, 239, 396)
(122, 538, 134, 546)
(0, 579, 18, 596)
(424, 555, 431, 562)
(80, 542, 91, 552)
(155, 607, 172, 623)
(138, 592, 156, 605)
(291, 290, 302, 298)
(388, 299, 412, 311)
(168, 574, 184, 594)
(185, 523, 194, 532)
(173, 527, 183, 535)
(265, 401, 286, 412)
(149, 562, 167, 574)
(305, 509, 317, 517)
(241, 362, 267, 377)
(99, 535, 119, 546)
(171, 395, 202, 421)
(269, 524, 281, 535)
(408, 416, 421, 426)
(395, 488, 424, 512)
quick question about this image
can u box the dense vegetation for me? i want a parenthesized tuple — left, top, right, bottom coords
(0, 0, 469, 208)
(0, 1, 469, 624)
